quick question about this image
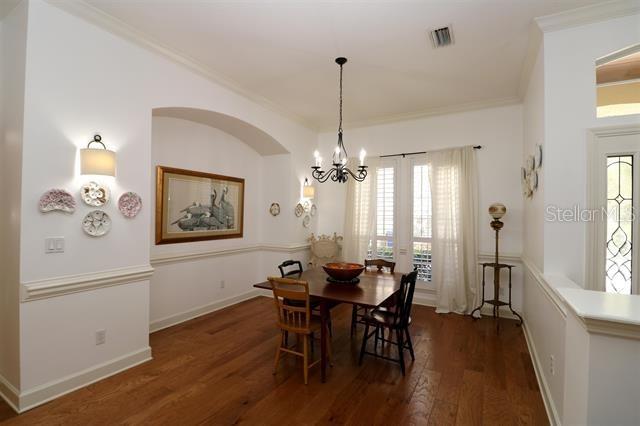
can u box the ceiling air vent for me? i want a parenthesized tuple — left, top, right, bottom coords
(429, 25, 454, 49)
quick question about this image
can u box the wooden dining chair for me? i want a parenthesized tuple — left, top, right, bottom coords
(277, 259, 330, 340)
(358, 270, 418, 375)
(350, 259, 396, 337)
(268, 276, 331, 384)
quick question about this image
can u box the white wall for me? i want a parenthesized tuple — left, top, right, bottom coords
(520, 12, 640, 425)
(0, 0, 27, 393)
(543, 13, 640, 286)
(150, 116, 264, 327)
(316, 104, 524, 256)
(316, 104, 525, 310)
(522, 45, 545, 271)
(16, 0, 316, 399)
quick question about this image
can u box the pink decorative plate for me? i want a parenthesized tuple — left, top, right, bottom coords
(118, 192, 142, 218)
(39, 189, 76, 213)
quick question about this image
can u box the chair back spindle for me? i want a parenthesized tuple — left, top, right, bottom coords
(268, 276, 311, 334)
(394, 270, 418, 327)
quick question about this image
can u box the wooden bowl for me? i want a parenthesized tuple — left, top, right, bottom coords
(322, 262, 365, 282)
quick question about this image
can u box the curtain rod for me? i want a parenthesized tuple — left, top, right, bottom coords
(379, 145, 482, 159)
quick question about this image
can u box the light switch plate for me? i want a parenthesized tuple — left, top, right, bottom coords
(45, 237, 65, 253)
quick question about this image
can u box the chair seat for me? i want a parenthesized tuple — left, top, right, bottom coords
(363, 308, 412, 327)
(283, 298, 321, 309)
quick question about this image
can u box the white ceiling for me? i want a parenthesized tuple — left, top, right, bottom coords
(83, 0, 606, 130)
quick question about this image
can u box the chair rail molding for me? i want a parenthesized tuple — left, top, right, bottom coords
(150, 243, 310, 266)
(21, 264, 154, 302)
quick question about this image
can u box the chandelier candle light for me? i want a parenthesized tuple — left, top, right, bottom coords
(311, 57, 367, 183)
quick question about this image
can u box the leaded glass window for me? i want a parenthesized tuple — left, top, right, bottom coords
(606, 155, 633, 295)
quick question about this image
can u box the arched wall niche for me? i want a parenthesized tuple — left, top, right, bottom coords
(152, 107, 290, 156)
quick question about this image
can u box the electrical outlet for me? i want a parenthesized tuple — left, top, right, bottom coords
(95, 329, 106, 345)
(549, 355, 555, 376)
(220, 280, 225, 289)
(45, 237, 65, 253)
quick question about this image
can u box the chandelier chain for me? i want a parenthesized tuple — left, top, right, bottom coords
(338, 61, 343, 134)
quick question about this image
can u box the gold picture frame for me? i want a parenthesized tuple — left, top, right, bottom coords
(155, 166, 244, 244)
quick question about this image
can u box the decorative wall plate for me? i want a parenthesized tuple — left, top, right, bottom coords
(302, 214, 311, 228)
(303, 200, 311, 212)
(310, 204, 317, 217)
(39, 189, 76, 213)
(81, 181, 110, 207)
(82, 210, 111, 237)
(269, 202, 281, 216)
(535, 144, 543, 168)
(526, 155, 535, 172)
(118, 192, 142, 218)
(294, 203, 304, 217)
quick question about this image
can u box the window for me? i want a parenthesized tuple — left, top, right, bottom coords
(606, 155, 634, 294)
(596, 46, 640, 119)
(587, 130, 640, 295)
(374, 166, 395, 261)
(412, 164, 432, 281)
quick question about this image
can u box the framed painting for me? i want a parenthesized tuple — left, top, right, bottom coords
(155, 166, 244, 244)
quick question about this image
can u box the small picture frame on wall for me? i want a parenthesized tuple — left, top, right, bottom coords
(155, 166, 244, 244)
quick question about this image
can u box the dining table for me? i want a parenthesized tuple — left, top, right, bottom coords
(253, 267, 403, 382)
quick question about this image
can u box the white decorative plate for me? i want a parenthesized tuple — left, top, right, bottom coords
(295, 203, 304, 217)
(303, 200, 311, 212)
(527, 155, 535, 172)
(81, 181, 110, 207)
(82, 210, 111, 237)
(535, 144, 543, 169)
(118, 192, 142, 218)
(302, 214, 311, 228)
(269, 202, 281, 216)
(310, 204, 317, 217)
(39, 189, 76, 213)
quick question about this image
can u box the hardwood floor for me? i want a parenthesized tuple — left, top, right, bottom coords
(0, 297, 548, 425)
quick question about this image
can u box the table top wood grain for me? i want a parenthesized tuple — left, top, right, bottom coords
(254, 268, 403, 307)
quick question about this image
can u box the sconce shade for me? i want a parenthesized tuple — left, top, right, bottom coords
(303, 177, 315, 198)
(80, 134, 116, 176)
(303, 185, 315, 199)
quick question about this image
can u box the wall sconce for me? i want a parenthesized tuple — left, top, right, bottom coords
(80, 134, 116, 177)
(303, 178, 315, 199)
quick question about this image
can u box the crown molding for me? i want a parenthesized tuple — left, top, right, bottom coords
(535, 0, 640, 33)
(21, 264, 154, 302)
(324, 96, 521, 132)
(44, 0, 318, 131)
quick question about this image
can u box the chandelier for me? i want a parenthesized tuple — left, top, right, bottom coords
(311, 57, 367, 183)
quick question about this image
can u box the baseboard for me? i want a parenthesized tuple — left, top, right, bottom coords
(412, 289, 520, 320)
(0, 373, 20, 413)
(522, 322, 561, 426)
(149, 289, 262, 333)
(18, 346, 152, 413)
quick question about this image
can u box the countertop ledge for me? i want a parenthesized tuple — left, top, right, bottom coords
(556, 287, 640, 327)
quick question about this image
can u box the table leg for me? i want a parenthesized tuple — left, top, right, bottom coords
(320, 300, 328, 383)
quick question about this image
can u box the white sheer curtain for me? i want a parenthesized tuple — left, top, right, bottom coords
(427, 146, 478, 314)
(342, 157, 379, 263)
